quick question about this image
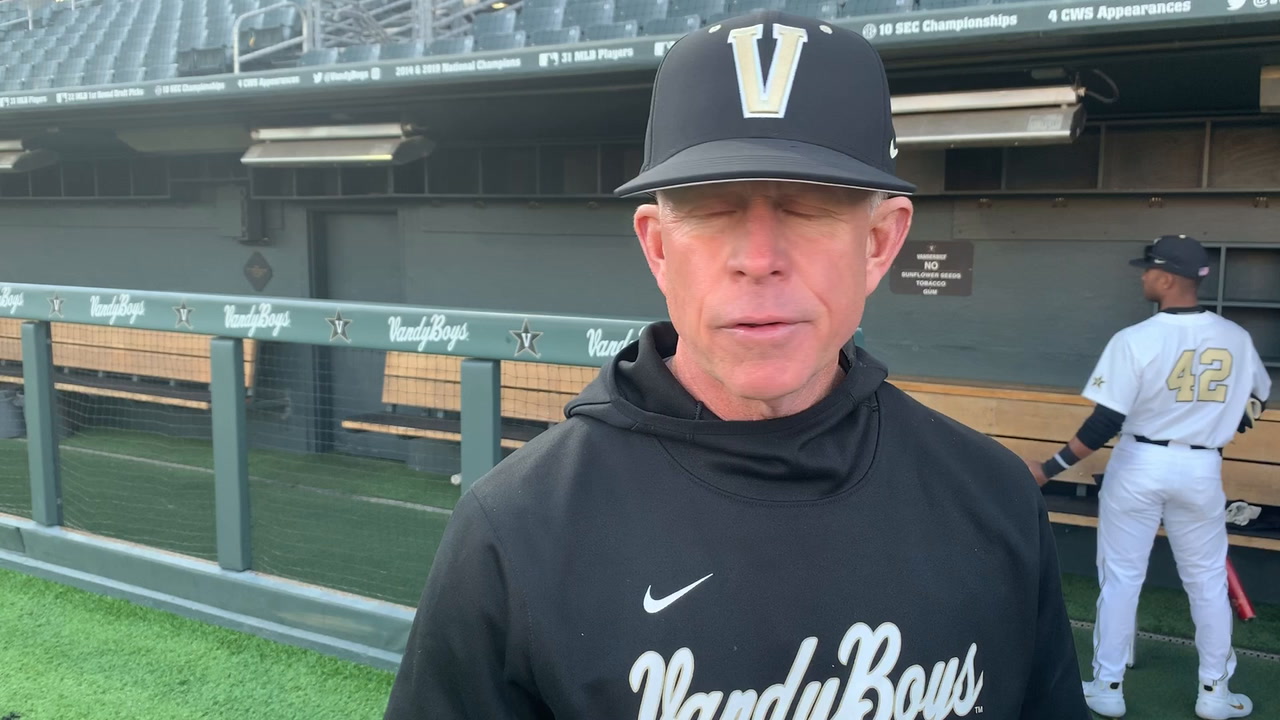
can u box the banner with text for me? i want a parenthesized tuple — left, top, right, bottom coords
(0, 283, 654, 367)
(0, 0, 1271, 115)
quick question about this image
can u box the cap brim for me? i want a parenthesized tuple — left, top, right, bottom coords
(1129, 257, 1202, 278)
(614, 137, 917, 198)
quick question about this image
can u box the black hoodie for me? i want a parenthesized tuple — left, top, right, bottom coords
(385, 322, 1089, 720)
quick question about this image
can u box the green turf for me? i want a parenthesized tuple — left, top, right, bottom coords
(0, 429, 456, 605)
(59, 427, 460, 509)
(1, 566, 1276, 720)
(0, 567, 395, 720)
(1062, 573, 1280, 656)
(1071, 627, 1280, 720)
(0, 434, 31, 517)
(2, 428, 1278, 636)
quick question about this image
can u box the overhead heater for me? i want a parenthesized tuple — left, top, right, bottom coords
(891, 85, 1085, 150)
(240, 123, 434, 167)
(0, 139, 58, 173)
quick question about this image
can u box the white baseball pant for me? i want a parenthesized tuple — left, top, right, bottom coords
(1092, 435, 1235, 686)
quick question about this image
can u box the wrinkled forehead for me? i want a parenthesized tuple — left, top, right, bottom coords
(658, 179, 873, 209)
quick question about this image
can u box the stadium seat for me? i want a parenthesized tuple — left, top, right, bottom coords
(917, 0, 994, 8)
(518, 6, 566, 32)
(66, 40, 100, 60)
(177, 24, 207, 49)
(727, 0, 786, 12)
(640, 14, 701, 34)
(17, 46, 43, 65)
(146, 44, 178, 67)
(585, 19, 639, 40)
(669, 0, 726, 22)
(841, 0, 911, 16)
(84, 52, 115, 75)
(337, 44, 382, 63)
(378, 40, 426, 60)
(114, 66, 148, 83)
(207, 15, 236, 45)
(177, 46, 231, 76)
(30, 59, 61, 81)
(521, 0, 571, 12)
(529, 26, 582, 45)
(616, 0, 670, 25)
(472, 9, 518, 36)
(784, 0, 840, 19)
(116, 51, 148, 70)
(147, 63, 179, 80)
(428, 35, 475, 55)
(57, 56, 88, 84)
(3, 65, 30, 92)
(82, 67, 114, 86)
(476, 29, 528, 51)
(566, 1, 615, 28)
(244, 24, 290, 50)
(298, 47, 339, 66)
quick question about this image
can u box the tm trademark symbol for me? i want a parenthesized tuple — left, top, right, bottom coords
(974, 707, 984, 714)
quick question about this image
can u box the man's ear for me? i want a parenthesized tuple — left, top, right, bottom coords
(634, 202, 668, 295)
(864, 196, 913, 296)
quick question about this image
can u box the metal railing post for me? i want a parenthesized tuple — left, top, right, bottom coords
(460, 358, 501, 495)
(211, 337, 252, 571)
(21, 320, 61, 527)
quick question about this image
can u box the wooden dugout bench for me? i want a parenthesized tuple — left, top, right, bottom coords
(0, 318, 258, 410)
(340, 352, 1278, 552)
(896, 379, 1280, 552)
(341, 351, 599, 449)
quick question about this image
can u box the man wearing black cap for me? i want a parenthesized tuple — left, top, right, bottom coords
(386, 11, 1088, 719)
(1027, 234, 1270, 719)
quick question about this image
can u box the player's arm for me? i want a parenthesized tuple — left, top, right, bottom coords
(384, 491, 550, 720)
(1237, 395, 1266, 434)
(1026, 404, 1125, 486)
(1238, 343, 1272, 434)
(1026, 331, 1139, 486)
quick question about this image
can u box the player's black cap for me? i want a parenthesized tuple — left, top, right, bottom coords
(1129, 234, 1212, 280)
(614, 10, 915, 198)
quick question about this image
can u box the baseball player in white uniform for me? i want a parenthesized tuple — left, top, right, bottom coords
(1025, 234, 1271, 719)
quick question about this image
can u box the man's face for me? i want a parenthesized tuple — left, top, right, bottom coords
(633, 180, 913, 408)
(1141, 268, 1165, 302)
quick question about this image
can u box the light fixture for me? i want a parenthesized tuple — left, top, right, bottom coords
(892, 85, 1085, 150)
(241, 123, 434, 167)
(0, 139, 58, 173)
(892, 85, 1081, 115)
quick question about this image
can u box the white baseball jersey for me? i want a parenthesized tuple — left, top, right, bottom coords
(1082, 310, 1271, 449)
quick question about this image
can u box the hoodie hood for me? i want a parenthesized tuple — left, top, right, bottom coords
(566, 321, 889, 501)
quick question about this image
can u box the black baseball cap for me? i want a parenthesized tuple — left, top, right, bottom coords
(614, 10, 915, 198)
(1128, 234, 1212, 280)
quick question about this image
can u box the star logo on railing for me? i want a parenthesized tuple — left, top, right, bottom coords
(511, 319, 542, 358)
(48, 293, 64, 318)
(173, 300, 194, 329)
(327, 310, 352, 343)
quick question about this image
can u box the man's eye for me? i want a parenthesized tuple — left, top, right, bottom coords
(694, 208, 736, 218)
(783, 207, 822, 218)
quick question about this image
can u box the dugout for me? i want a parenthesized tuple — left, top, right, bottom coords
(0, 0, 1277, 601)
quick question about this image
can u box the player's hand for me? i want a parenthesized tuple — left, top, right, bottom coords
(1024, 457, 1050, 487)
